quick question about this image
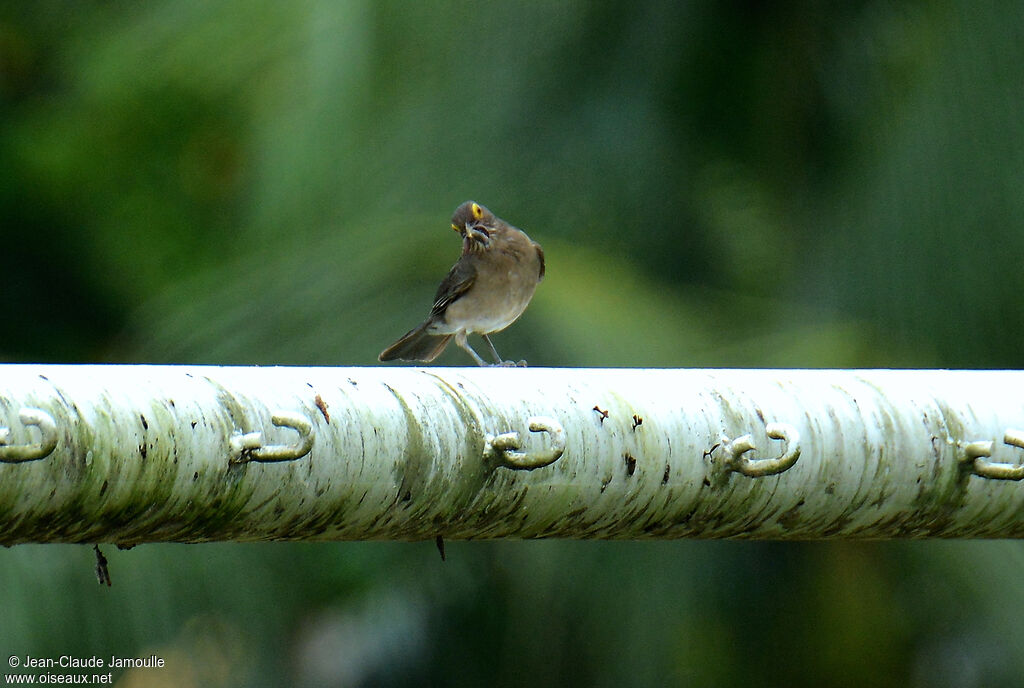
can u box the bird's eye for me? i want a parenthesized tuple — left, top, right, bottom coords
(471, 203, 483, 220)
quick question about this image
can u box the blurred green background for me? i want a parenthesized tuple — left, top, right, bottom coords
(3, 1, 1024, 686)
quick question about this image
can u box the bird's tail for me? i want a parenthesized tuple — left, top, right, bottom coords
(379, 322, 453, 362)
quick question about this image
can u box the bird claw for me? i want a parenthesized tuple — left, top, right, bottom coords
(490, 360, 527, 368)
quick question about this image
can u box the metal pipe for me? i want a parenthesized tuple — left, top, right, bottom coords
(1, 366, 1023, 543)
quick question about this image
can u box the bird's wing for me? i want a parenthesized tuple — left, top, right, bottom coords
(533, 241, 545, 280)
(430, 258, 477, 317)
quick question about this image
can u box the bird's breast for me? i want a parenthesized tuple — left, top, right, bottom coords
(440, 251, 540, 335)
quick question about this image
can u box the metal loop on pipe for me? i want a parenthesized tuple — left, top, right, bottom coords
(486, 416, 565, 470)
(723, 422, 801, 478)
(0, 408, 58, 464)
(962, 430, 1024, 481)
(230, 411, 314, 464)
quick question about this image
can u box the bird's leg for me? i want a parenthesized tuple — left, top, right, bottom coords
(455, 332, 488, 367)
(483, 335, 504, 364)
(483, 335, 527, 367)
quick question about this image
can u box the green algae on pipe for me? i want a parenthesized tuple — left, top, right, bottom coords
(0, 366, 1023, 543)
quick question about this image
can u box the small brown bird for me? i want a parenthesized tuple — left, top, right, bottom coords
(379, 201, 545, 366)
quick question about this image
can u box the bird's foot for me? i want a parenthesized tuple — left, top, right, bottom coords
(489, 359, 527, 368)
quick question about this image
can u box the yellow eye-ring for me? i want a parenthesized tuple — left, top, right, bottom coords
(471, 203, 483, 220)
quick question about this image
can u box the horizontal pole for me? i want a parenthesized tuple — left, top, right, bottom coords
(0, 366, 1023, 543)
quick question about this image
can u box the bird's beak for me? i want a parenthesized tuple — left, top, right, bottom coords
(464, 222, 492, 247)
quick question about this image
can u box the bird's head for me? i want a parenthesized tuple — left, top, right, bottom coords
(451, 201, 496, 253)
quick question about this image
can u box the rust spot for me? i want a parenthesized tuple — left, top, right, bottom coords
(632, 414, 643, 430)
(593, 406, 609, 424)
(315, 394, 330, 423)
(777, 498, 806, 530)
(624, 453, 637, 477)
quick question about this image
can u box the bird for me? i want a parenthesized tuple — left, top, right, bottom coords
(379, 201, 545, 366)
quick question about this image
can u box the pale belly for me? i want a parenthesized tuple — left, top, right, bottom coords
(429, 265, 538, 335)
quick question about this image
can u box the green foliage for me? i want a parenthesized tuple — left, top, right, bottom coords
(2, 1, 1024, 685)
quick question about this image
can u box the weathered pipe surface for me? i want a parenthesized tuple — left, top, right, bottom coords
(0, 366, 1023, 543)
